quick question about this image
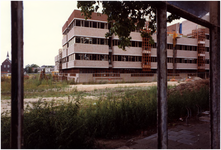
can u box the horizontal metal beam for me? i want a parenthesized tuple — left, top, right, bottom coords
(148, 1, 217, 28)
(166, 2, 217, 28)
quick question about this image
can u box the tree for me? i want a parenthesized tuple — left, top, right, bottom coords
(30, 64, 39, 68)
(77, 1, 180, 50)
(25, 64, 39, 73)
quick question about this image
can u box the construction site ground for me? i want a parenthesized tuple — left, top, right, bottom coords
(1, 81, 181, 113)
(1, 79, 210, 149)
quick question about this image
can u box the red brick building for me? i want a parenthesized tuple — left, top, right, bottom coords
(1, 52, 11, 74)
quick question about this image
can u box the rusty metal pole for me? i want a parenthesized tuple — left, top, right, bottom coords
(156, 3, 168, 149)
(173, 37, 177, 77)
(11, 1, 24, 149)
(209, 1, 220, 149)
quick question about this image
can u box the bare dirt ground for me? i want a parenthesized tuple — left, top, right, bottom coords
(1, 81, 181, 114)
(70, 81, 182, 92)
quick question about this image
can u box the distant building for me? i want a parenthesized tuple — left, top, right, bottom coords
(1, 52, 11, 74)
(40, 65, 55, 73)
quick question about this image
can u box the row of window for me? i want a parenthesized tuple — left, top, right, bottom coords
(61, 53, 109, 63)
(113, 55, 142, 62)
(60, 53, 209, 64)
(112, 55, 210, 64)
(64, 37, 108, 48)
(151, 43, 209, 52)
(64, 19, 108, 35)
(113, 40, 209, 51)
(76, 20, 107, 29)
(113, 40, 142, 48)
(75, 37, 108, 45)
(64, 36, 210, 52)
(3, 65, 10, 68)
(75, 54, 108, 61)
(64, 19, 140, 35)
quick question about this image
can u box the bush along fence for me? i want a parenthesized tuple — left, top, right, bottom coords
(1, 85, 209, 149)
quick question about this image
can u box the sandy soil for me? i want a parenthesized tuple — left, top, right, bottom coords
(1, 81, 182, 112)
(70, 81, 182, 92)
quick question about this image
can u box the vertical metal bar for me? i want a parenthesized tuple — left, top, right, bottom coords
(156, 3, 168, 149)
(209, 1, 220, 149)
(11, 1, 24, 149)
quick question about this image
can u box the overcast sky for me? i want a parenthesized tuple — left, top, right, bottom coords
(1, 1, 185, 67)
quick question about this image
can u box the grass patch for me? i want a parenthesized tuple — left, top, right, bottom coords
(1, 76, 70, 99)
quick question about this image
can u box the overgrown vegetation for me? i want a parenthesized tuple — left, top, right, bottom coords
(1, 84, 209, 149)
(1, 75, 73, 99)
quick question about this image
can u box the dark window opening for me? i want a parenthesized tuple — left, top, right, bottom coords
(101, 39, 104, 45)
(101, 23, 104, 29)
(93, 22, 97, 28)
(76, 37, 80, 43)
(85, 21, 89, 27)
(132, 41, 135, 47)
(139, 42, 142, 47)
(92, 38, 96, 44)
(76, 54, 80, 60)
(76, 20, 81, 26)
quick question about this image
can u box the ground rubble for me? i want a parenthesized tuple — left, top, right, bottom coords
(168, 78, 209, 95)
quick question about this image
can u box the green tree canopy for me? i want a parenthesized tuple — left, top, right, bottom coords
(77, 1, 180, 50)
(30, 64, 39, 68)
(25, 64, 39, 73)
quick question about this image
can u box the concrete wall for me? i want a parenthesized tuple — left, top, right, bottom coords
(120, 74, 157, 82)
(70, 27, 108, 38)
(182, 20, 198, 35)
(77, 73, 157, 83)
(65, 60, 109, 69)
(68, 43, 109, 55)
(113, 46, 142, 56)
(177, 37, 197, 46)
(76, 72, 208, 83)
(113, 32, 142, 41)
(113, 61, 142, 68)
(79, 73, 93, 83)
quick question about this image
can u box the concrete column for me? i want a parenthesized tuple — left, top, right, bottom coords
(209, 1, 220, 149)
(156, 3, 168, 149)
(11, 1, 24, 149)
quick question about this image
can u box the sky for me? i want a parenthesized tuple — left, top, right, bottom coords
(0, 1, 185, 67)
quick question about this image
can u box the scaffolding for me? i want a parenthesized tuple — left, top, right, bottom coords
(192, 28, 206, 72)
(142, 30, 151, 72)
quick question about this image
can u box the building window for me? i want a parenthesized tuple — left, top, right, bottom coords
(101, 23, 104, 29)
(8, 65, 9, 68)
(76, 20, 81, 26)
(76, 37, 80, 43)
(85, 21, 89, 27)
(100, 39, 104, 45)
(93, 22, 97, 28)
(206, 47, 209, 52)
(92, 38, 97, 44)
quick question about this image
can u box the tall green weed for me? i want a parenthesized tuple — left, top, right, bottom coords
(1, 85, 209, 148)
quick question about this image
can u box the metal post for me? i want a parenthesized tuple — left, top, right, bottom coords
(11, 1, 24, 149)
(173, 34, 177, 77)
(156, 3, 168, 149)
(209, 1, 220, 149)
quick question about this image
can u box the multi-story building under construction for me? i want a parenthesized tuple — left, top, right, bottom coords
(55, 10, 210, 83)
